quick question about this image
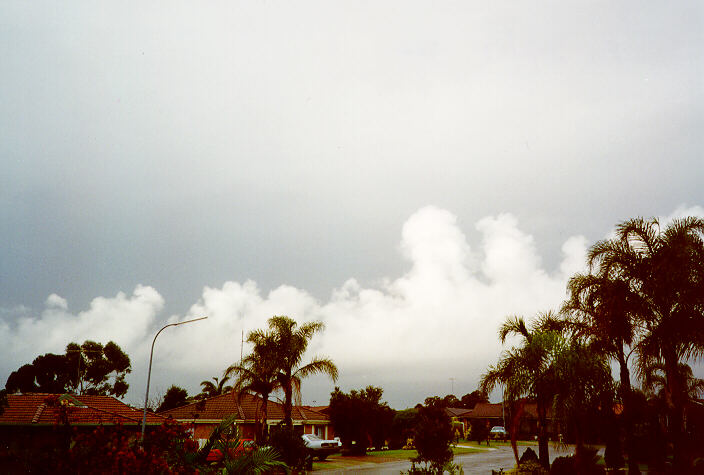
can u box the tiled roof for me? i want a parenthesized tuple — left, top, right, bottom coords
(467, 402, 504, 418)
(446, 407, 473, 418)
(160, 392, 330, 423)
(303, 405, 329, 414)
(469, 401, 549, 419)
(0, 393, 164, 426)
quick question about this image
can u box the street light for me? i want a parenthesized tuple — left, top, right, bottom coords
(141, 316, 208, 440)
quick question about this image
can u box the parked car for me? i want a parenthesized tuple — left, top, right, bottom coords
(489, 426, 508, 440)
(301, 434, 342, 460)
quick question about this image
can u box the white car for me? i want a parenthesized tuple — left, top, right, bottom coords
(301, 434, 342, 460)
(489, 426, 509, 440)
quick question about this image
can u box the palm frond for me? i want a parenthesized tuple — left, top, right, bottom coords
(498, 315, 530, 343)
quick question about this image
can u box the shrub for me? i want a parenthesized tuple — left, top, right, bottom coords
(470, 419, 489, 444)
(66, 421, 199, 474)
(268, 426, 308, 471)
(412, 405, 454, 473)
(519, 447, 539, 465)
(549, 456, 574, 475)
(549, 447, 605, 475)
(603, 432, 623, 469)
(389, 408, 418, 450)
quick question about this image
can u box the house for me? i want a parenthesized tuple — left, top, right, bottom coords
(160, 392, 334, 446)
(445, 407, 473, 436)
(467, 401, 554, 439)
(0, 392, 165, 459)
(0, 392, 164, 429)
(467, 402, 506, 427)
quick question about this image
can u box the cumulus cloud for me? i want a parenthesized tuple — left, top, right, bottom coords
(661, 204, 704, 223)
(142, 206, 587, 407)
(0, 206, 606, 407)
(0, 285, 164, 378)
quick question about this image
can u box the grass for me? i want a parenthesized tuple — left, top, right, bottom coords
(458, 438, 539, 448)
(310, 446, 484, 471)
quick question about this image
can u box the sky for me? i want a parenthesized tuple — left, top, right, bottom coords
(1, 1, 703, 409)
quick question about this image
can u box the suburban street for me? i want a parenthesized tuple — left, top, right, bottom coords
(313, 445, 587, 474)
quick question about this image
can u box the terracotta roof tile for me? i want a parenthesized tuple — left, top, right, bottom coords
(468, 401, 549, 419)
(446, 407, 473, 418)
(160, 392, 330, 423)
(0, 393, 164, 426)
(467, 402, 504, 418)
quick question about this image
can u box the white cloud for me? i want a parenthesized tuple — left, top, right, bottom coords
(4, 205, 667, 408)
(0, 285, 163, 377)
(661, 204, 704, 223)
(135, 207, 587, 406)
(45, 294, 68, 310)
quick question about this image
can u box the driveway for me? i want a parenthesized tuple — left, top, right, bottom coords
(313, 445, 587, 474)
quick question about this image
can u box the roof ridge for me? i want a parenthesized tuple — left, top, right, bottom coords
(79, 400, 166, 424)
(31, 404, 46, 424)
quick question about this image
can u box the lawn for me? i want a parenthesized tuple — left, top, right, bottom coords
(458, 438, 539, 448)
(311, 446, 483, 471)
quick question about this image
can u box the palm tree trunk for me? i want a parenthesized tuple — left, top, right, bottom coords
(536, 398, 549, 469)
(664, 350, 687, 470)
(260, 393, 269, 443)
(284, 380, 293, 429)
(574, 424, 584, 469)
(617, 351, 640, 474)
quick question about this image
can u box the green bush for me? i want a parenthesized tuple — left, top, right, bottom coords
(268, 426, 308, 471)
(549, 447, 604, 475)
(549, 456, 574, 475)
(412, 405, 454, 473)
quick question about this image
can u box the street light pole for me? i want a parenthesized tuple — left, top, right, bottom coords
(141, 316, 208, 440)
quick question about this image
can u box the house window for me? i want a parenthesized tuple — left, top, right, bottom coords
(315, 426, 324, 438)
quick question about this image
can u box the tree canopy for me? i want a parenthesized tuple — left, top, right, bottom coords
(460, 390, 489, 409)
(328, 385, 394, 453)
(157, 385, 189, 412)
(5, 340, 131, 398)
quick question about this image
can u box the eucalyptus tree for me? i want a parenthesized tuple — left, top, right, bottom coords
(480, 312, 564, 469)
(589, 216, 704, 468)
(5, 340, 131, 398)
(267, 316, 338, 429)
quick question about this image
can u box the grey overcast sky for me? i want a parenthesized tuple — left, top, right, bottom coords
(1, 1, 703, 409)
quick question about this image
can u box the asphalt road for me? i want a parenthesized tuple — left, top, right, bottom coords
(313, 445, 585, 474)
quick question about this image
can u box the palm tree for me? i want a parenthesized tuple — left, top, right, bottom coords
(589, 216, 704, 468)
(480, 312, 564, 469)
(225, 332, 280, 443)
(266, 316, 338, 429)
(643, 362, 704, 414)
(550, 339, 615, 466)
(198, 373, 232, 399)
(563, 272, 642, 473)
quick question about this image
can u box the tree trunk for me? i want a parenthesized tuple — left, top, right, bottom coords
(664, 350, 688, 470)
(537, 398, 549, 470)
(260, 393, 269, 443)
(574, 425, 584, 470)
(284, 379, 293, 429)
(617, 351, 640, 474)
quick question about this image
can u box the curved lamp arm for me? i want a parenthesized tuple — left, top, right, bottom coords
(141, 316, 207, 440)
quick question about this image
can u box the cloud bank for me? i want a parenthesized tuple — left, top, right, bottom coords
(2, 205, 701, 408)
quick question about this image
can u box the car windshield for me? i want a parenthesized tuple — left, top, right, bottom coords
(491, 426, 505, 431)
(304, 435, 322, 441)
